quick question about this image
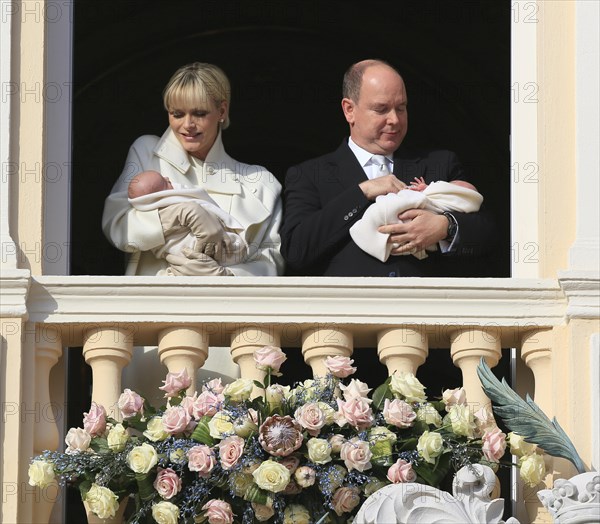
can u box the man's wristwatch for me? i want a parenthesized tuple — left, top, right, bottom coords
(443, 211, 458, 241)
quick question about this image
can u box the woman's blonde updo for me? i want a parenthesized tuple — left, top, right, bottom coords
(163, 62, 231, 129)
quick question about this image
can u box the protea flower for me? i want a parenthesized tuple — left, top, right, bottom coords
(258, 415, 303, 457)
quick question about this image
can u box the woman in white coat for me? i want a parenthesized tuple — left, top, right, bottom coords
(102, 62, 283, 277)
(102, 62, 283, 391)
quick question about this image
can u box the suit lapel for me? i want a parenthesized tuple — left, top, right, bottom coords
(326, 141, 368, 188)
(393, 146, 422, 185)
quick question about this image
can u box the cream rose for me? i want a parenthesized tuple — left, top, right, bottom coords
(223, 379, 254, 402)
(331, 486, 361, 516)
(329, 434, 346, 454)
(417, 431, 444, 464)
(307, 437, 332, 464)
(519, 453, 546, 486)
(208, 411, 235, 439)
(28, 460, 55, 488)
(143, 416, 169, 442)
(84, 484, 119, 520)
(233, 410, 259, 438)
(152, 501, 179, 524)
(390, 372, 427, 402)
(127, 442, 158, 474)
(266, 384, 290, 412)
(283, 504, 310, 524)
(107, 423, 129, 452)
(444, 405, 476, 438)
(416, 403, 443, 427)
(508, 432, 538, 457)
(252, 460, 291, 493)
(65, 427, 91, 454)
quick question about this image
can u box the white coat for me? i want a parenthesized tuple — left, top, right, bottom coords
(102, 128, 283, 276)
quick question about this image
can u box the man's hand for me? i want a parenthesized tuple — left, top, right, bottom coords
(165, 250, 233, 276)
(378, 209, 448, 255)
(359, 175, 407, 201)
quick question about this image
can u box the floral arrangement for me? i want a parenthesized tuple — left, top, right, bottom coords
(29, 347, 508, 524)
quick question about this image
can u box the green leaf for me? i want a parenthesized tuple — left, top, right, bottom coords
(135, 472, 155, 501)
(372, 378, 393, 411)
(414, 453, 451, 487)
(477, 357, 586, 474)
(253, 380, 265, 390)
(89, 437, 110, 454)
(78, 479, 92, 501)
(190, 416, 215, 445)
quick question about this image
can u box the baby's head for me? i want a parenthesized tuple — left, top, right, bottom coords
(128, 170, 173, 199)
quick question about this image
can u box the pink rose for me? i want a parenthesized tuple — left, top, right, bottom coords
(325, 356, 357, 378)
(387, 459, 417, 483)
(294, 403, 327, 436)
(482, 426, 507, 463)
(254, 345, 287, 374)
(193, 390, 224, 418)
(336, 398, 374, 430)
(340, 379, 372, 401)
(280, 455, 300, 473)
(202, 499, 234, 524)
(218, 436, 244, 470)
(180, 393, 198, 418)
(187, 445, 216, 477)
(203, 378, 225, 394)
(474, 406, 496, 434)
(118, 389, 144, 419)
(442, 387, 467, 411)
(83, 402, 106, 437)
(340, 438, 372, 472)
(383, 398, 416, 428)
(159, 369, 192, 398)
(331, 486, 361, 516)
(162, 406, 192, 435)
(153, 467, 182, 499)
(65, 427, 91, 454)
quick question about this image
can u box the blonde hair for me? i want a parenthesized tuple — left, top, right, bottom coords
(163, 62, 231, 129)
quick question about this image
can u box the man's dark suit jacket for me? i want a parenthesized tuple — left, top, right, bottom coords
(280, 140, 496, 277)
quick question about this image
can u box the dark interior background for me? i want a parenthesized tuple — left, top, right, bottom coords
(67, 2, 511, 520)
(71, 0, 510, 277)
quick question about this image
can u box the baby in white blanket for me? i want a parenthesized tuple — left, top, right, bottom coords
(128, 170, 247, 270)
(350, 177, 483, 262)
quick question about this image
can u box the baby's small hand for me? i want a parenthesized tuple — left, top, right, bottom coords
(409, 176, 428, 191)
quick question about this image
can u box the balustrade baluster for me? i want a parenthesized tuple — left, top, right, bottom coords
(377, 327, 428, 376)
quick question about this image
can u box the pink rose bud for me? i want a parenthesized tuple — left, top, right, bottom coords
(118, 389, 144, 419)
(325, 356, 357, 378)
(254, 345, 287, 374)
(159, 369, 192, 398)
(203, 378, 225, 395)
(153, 467, 182, 500)
(162, 405, 192, 435)
(83, 402, 107, 437)
(202, 499, 234, 524)
(482, 426, 507, 463)
(218, 436, 245, 470)
(387, 459, 417, 483)
(187, 445, 216, 477)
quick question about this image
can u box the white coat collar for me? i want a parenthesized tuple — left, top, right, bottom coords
(153, 129, 242, 195)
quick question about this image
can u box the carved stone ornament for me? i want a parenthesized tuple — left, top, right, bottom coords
(355, 464, 520, 524)
(537, 472, 600, 523)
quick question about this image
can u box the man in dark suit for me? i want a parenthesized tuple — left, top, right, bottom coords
(280, 59, 495, 277)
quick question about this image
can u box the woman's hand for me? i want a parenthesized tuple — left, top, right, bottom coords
(165, 250, 233, 276)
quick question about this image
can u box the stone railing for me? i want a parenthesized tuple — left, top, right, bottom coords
(24, 275, 568, 523)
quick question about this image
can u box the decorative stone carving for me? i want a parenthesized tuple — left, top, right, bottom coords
(355, 464, 519, 524)
(537, 472, 600, 523)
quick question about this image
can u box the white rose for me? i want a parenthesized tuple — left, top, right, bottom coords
(208, 411, 235, 439)
(252, 460, 291, 493)
(143, 417, 169, 442)
(223, 378, 254, 402)
(127, 442, 158, 474)
(442, 387, 467, 410)
(417, 431, 444, 464)
(307, 437, 332, 464)
(389, 372, 426, 402)
(84, 484, 119, 520)
(65, 427, 91, 454)
(28, 460, 55, 488)
(519, 453, 546, 486)
(152, 501, 179, 524)
(444, 405, 476, 438)
(416, 403, 443, 427)
(508, 432, 538, 457)
(107, 424, 129, 452)
(266, 384, 289, 411)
